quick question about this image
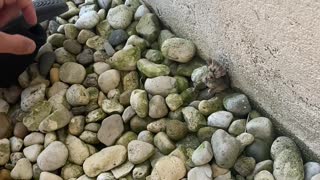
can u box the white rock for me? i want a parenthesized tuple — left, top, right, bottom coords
(151, 156, 186, 180)
(192, 141, 213, 166)
(23, 144, 43, 162)
(107, 5, 133, 29)
(188, 164, 212, 180)
(134, 5, 150, 20)
(10, 137, 23, 152)
(128, 140, 155, 164)
(98, 69, 121, 93)
(40, 172, 63, 180)
(37, 141, 68, 171)
(111, 161, 135, 179)
(24, 132, 45, 146)
(208, 111, 234, 129)
(97, 172, 116, 180)
(75, 11, 100, 29)
(93, 62, 111, 74)
(66, 135, 90, 165)
(10, 158, 33, 179)
(20, 84, 46, 111)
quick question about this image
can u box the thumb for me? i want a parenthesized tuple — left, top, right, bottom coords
(0, 32, 36, 55)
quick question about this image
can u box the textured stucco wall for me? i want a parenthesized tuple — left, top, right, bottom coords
(143, 0, 320, 160)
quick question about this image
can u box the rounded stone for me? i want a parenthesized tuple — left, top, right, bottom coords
(40, 172, 63, 180)
(14, 122, 29, 139)
(182, 106, 206, 132)
(305, 162, 320, 180)
(107, 5, 133, 29)
(93, 62, 111, 75)
(234, 156, 256, 177)
(39, 52, 56, 76)
(254, 170, 275, 180)
(108, 29, 129, 46)
(223, 93, 252, 116)
(161, 38, 196, 63)
(77, 29, 96, 44)
(66, 135, 90, 165)
(24, 132, 45, 146)
(66, 85, 90, 106)
(97, 114, 124, 146)
(134, 5, 150, 20)
(23, 144, 43, 162)
(68, 116, 85, 136)
(0, 113, 12, 139)
(270, 136, 300, 160)
(128, 140, 155, 164)
(37, 141, 69, 171)
(228, 119, 246, 136)
(166, 120, 188, 141)
(137, 58, 170, 78)
(311, 174, 320, 180)
(192, 141, 213, 166)
(0, 169, 12, 180)
(10, 158, 33, 179)
(0, 139, 10, 166)
(77, 49, 94, 65)
(116, 131, 137, 147)
(151, 156, 186, 180)
(75, 11, 100, 29)
(188, 164, 212, 180)
(64, 39, 82, 54)
(55, 47, 76, 64)
(20, 84, 46, 112)
(130, 89, 149, 118)
(247, 117, 274, 145)
(39, 107, 73, 133)
(109, 45, 141, 71)
(197, 127, 217, 142)
(98, 69, 121, 93)
(59, 62, 86, 84)
(148, 95, 168, 119)
(245, 139, 270, 163)
(208, 111, 234, 130)
(154, 132, 176, 155)
(136, 13, 160, 42)
(137, 130, 154, 144)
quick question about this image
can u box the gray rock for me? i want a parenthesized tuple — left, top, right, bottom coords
(24, 132, 44, 146)
(104, 41, 116, 56)
(305, 162, 320, 180)
(154, 132, 175, 155)
(47, 82, 69, 98)
(161, 38, 196, 63)
(128, 140, 155, 164)
(311, 174, 320, 180)
(44, 132, 57, 148)
(122, 106, 136, 123)
(208, 111, 234, 129)
(23, 144, 43, 162)
(59, 62, 86, 84)
(101, 99, 124, 114)
(151, 156, 186, 180)
(97, 172, 116, 180)
(111, 161, 135, 179)
(108, 29, 129, 46)
(234, 156, 256, 177)
(10, 137, 23, 152)
(39, 107, 73, 132)
(145, 49, 164, 63)
(85, 123, 101, 132)
(75, 11, 100, 29)
(126, 35, 148, 51)
(66, 135, 90, 165)
(246, 117, 274, 145)
(93, 62, 111, 75)
(107, 5, 133, 29)
(98, 114, 124, 146)
(21, 83, 46, 112)
(10, 152, 24, 166)
(79, 4, 98, 16)
(254, 170, 275, 180)
(270, 136, 300, 160)
(77, 49, 94, 65)
(86, 108, 106, 123)
(137, 58, 170, 78)
(137, 130, 154, 144)
(23, 101, 53, 131)
(64, 39, 82, 54)
(0, 139, 10, 166)
(77, 29, 96, 44)
(228, 119, 246, 136)
(48, 20, 60, 34)
(86, 36, 105, 50)
(247, 160, 273, 180)
(80, 131, 100, 144)
(211, 129, 241, 169)
(55, 47, 76, 64)
(182, 106, 206, 132)
(245, 139, 270, 163)
(40, 172, 63, 180)
(130, 89, 149, 118)
(98, 0, 111, 9)
(188, 164, 212, 180)
(148, 95, 168, 119)
(10, 158, 33, 179)
(134, 5, 150, 20)
(136, 13, 160, 42)
(96, 19, 112, 37)
(132, 161, 151, 179)
(39, 52, 56, 76)
(37, 141, 68, 171)
(83, 145, 127, 177)
(223, 93, 251, 116)
(64, 24, 79, 39)
(108, 45, 141, 71)
(60, 1, 79, 19)
(144, 76, 177, 97)
(83, 73, 99, 88)
(68, 116, 85, 136)
(47, 33, 66, 47)
(273, 149, 304, 180)
(124, 0, 140, 11)
(192, 141, 213, 166)
(66, 84, 90, 106)
(98, 69, 121, 93)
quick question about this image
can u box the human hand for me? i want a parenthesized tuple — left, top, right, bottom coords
(0, 0, 37, 55)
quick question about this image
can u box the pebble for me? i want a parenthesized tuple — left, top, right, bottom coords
(23, 144, 43, 162)
(188, 164, 212, 180)
(98, 69, 121, 93)
(128, 140, 155, 164)
(182, 106, 206, 132)
(161, 38, 196, 63)
(64, 39, 82, 54)
(122, 106, 136, 123)
(83, 145, 127, 177)
(101, 99, 124, 114)
(145, 49, 164, 63)
(144, 76, 177, 97)
(107, 5, 133, 29)
(137, 130, 154, 144)
(126, 35, 148, 51)
(111, 161, 135, 179)
(197, 126, 217, 142)
(312, 174, 320, 180)
(50, 68, 60, 83)
(60, 1, 79, 19)
(93, 62, 110, 74)
(93, 50, 108, 62)
(166, 120, 188, 141)
(86, 108, 106, 123)
(59, 62, 86, 84)
(13, 122, 29, 139)
(10, 158, 33, 179)
(39, 107, 73, 133)
(254, 170, 275, 180)
(97, 114, 124, 146)
(228, 119, 246, 136)
(137, 14, 160, 42)
(68, 116, 85, 136)
(137, 58, 170, 78)
(20, 83, 46, 111)
(148, 95, 168, 119)
(96, 19, 112, 37)
(104, 41, 116, 56)
(305, 162, 320, 180)
(47, 33, 66, 47)
(80, 131, 99, 144)
(79, 4, 98, 17)
(134, 5, 150, 20)
(154, 132, 176, 155)
(108, 29, 129, 46)
(0, 139, 10, 166)
(116, 131, 137, 147)
(223, 93, 251, 116)
(246, 117, 274, 145)
(151, 156, 186, 180)
(66, 135, 90, 165)
(77, 29, 96, 44)
(61, 163, 84, 179)
(124, 0, 140, 11)
(9, 137, 23, 152)
(211, 129, 241, 169)
(133, 161, 151, 179)
(55, 47, 76, 64)
(234, 156, 256, 176)
(24, 132, 44, 146)
(0, 113, 12, 139)
(44, 132, 57, 147)
(64, 24, 79, 39)
(192, 141, 213, 166)
(211, 163, 229, 178)
(40, 172, 63, 180)
(22, 101, 52, 131)
(66, 84, 90, 106)
(86, 35, 105, 50)
(39, 52, 56, 76)
(270, 136, 300, 160)
(147, 119, 166, 133)
(37, 141, 68, 171)
(109, 45, 141, 71)
(130, 89, 149, 118)
(85, 123, 101, 132)
(245, 138, 270, 162)
(75, 11, 100, 29)
(0, 169, 12, 180)
(247, 160, 273, 180)
(98, 0, 111, 9)
(208, 111, 234, 129)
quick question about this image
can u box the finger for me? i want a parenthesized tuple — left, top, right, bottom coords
(4, 0, 16, 6)
(17, 0, 37, 25)
(0, 32, 36, 55)
(0, 5, 20, 28)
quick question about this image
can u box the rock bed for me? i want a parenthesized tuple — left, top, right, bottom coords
(0, 0, 319, 179)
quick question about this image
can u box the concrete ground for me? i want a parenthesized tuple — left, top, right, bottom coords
(143, 0, 320, 161)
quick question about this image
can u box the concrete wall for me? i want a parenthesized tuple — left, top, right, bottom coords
(143, 0, 320, 161)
